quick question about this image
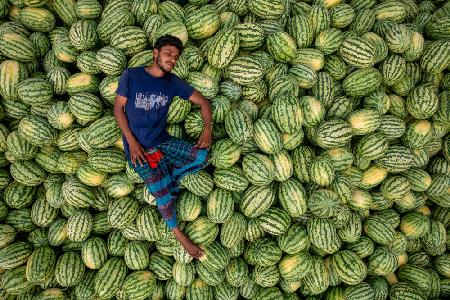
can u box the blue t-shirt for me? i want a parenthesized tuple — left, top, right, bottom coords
(116, 67, 194, 159)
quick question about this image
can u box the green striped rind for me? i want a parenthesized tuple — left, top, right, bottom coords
(10, 161, 46, 187)
(213, 165, 249, 192)
(6, 130, 38, 161)
(76, 51, 100, 74)
(110, 26, 148, 56)
(94, 258, 128, 299)
(356, 132, 388, 160)
(187, 72, 218, 99)
(0, 60, 28, 101)
(148, 252, 173, 280)
(348, 109, 381, 136)
(376, 146, 414, 173)
(87, 148, 126, 173)
(253, 264, 280, 287)
(186, 278, 214, 300)
(380, 54, 406, 86)
(311, 72, 334, 108)
(47, 219, 68, 246)
(244, 238, 281, 267)
(207, 28, 239, 69)
(257, 207, 291, 236)
(185, 6, 220, 40)
(52, 0, 77, 25)
(397, 265, 432, 296)
(167, 97, 191, 124)
(54, 251, 85, 288)
(266, 31, 297, 63)
(248, 0, 285, 19)
(196, 260, 225, 286)
(185, 216, 219, 245)
(315, 28, 345, 56)
(234, 23, 265, 50)
(103, 174, 134, 198)
(278, 251, 312, 281)
(406, 85, 439, 119)
(224, 109, 253, 145)
(198, 241, 230, 272)
(152, 21, 189, 47)
(315, 119, 353, 149)
(288, 14, 313, 49)
(330, 4, 355, 28)
(124, 241, 150, 270)
(378, 115, 406, 140)
(181, 170, 214, 197)
(96, 46, 126, 76)
(242, 153, 275, 186)
(381, 175, 410, 201)
(207, 188, 234, 223)
(389, 282, 426, 300)
(240, 184, 275, 218)
(67, 210, 93, 242)
(19, 7, 55, 32)
(307, 217, 341, 254)
(0, 32, 36, 62)
(136, 207, 160, 242)
(225, 258, 248, 287)
(277, 223, 309, 255)
(65, 72, 99, 95)
(108, 196, 139, 229)
(68, 20, 97, 52)
(81, 236, 107, 270)
(30, 195, 58, 227)
(278, 178, 307, 218)
(344, 282, 375, 300)
(177, 191, 202, 222)
(18, 115, 57, 146)
(75, 0, 102, 19)
(420, 41, 450, 75)
(85, 116, 121, 149)
(48, 101, 75, 130)
(4, 181, 36, 209)
(17, 78, 53, 105)
(123, 271, 156, 300)
(0, 224, 15, 249)
(363, 215, 395, 245)
(226, 55, 264, 86)
(209, 138, 241, 169)
(402, 119, 432, 149)
(0, 241, 33, 269)
(308, 189, 340, 218)
(271, 93, 303, 134)
(253, 119, 283, 154)
(99, 75, 120, 105)
(62, 177, 95, 208)
(220, 212, 247, 248)
(0, 265, 34, 295)
(303, 256, 330, 295)
(25, 246, 56, 284)
(97, 9, 135, 43)
(339, 36, 376, 68)
(165, 278, 186, 300)
(330, 250, 367, 285)
(343, 67, 382, 98)
(399, 211, 431, 239)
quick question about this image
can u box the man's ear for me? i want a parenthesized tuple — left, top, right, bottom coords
(153, 48, 159, 59)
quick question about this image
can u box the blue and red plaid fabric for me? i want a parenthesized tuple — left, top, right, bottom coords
(131, 136, 209, 230)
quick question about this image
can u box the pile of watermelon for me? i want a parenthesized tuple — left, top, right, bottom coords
(1, 0, 450, 299)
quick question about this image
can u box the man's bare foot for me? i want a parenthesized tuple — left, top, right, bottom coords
(172, 227, 204, 259)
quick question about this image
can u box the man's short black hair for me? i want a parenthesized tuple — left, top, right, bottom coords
(154, 35, 183, 54)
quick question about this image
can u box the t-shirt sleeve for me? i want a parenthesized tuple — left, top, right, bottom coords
(172, 76, 195, 100)
(116, 69, 130, 98)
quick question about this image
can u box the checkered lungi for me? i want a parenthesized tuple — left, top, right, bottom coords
(131, 136, 209, 230)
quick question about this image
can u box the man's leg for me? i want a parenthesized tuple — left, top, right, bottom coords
(158, 137, 209, 183)
(131, 157, 204, 259)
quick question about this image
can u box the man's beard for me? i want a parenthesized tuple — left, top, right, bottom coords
(156, 56, 170, 74)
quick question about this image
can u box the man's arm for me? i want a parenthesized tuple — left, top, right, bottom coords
(114, 95, 146, 166)
(189, 90, 212, 149)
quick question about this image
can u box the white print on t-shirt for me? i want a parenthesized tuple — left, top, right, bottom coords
(135, 92, 169, 110)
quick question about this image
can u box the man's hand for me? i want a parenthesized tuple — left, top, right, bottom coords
(195, 128, 212, 149)
(128, 138, 146, 167)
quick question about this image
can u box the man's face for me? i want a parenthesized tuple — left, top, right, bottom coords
(154, 45, 180, 73)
